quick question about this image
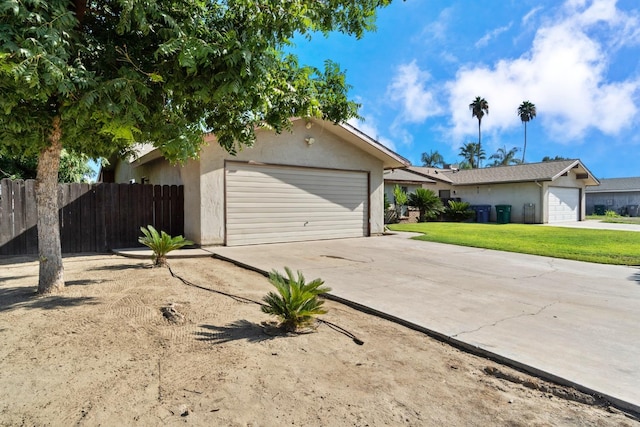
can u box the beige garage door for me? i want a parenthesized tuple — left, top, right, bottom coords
(548, 187, 579, 223)
(225, 163, 369, 246)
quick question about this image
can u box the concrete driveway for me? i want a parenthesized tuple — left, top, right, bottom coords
(209, 232, 640, 413)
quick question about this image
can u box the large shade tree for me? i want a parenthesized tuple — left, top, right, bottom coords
(517, 100, 536, 163)
(469, 96, 489, 167)
(0, 0, 391, 294)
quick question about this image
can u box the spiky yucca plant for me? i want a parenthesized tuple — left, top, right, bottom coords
(138, 225, 193, 267)
(262, 267, 331, 332)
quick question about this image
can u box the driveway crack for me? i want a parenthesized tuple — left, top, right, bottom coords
(451, 301, 558, 338)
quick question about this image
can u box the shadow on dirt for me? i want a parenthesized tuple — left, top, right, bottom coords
(195, 320, 282, 344)
(0, 287, 96, 312)
(88, 263, 149, 271)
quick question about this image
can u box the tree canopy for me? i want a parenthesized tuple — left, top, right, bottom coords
(469, 96, 489, 167)
(0, 151, 95, 182)
(489, 146, 521, 167)
(517, 100, 536, 163)
(420, 150, 445, 167)
(458, 142, 485, 169)
(0, 0, 392, 293)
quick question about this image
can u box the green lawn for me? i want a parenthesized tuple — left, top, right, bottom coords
(586, 215, 640, 225)
(388, 222, 640, 266)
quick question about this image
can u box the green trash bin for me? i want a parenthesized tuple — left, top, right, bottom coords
(495, 205, 512, 224)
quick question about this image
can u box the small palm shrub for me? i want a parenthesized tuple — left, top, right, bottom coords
(605, 210, 619, 218)
(407, 188, 445, 222)
(139, 225, 193, 267)
(445, 200, 475, 222)
(262, 267, 331, 332)
(393, 184, 408, 220)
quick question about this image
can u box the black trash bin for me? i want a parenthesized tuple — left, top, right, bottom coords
(627, 205, 639, 217)
(470, 205, 491, 223)
(495, 205, 512, 224)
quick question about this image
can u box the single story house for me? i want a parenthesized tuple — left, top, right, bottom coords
(384, 160, 599, 223)
(585, 177, 640, 216)
(103, 118, 409, 246)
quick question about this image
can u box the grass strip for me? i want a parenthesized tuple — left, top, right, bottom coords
(388, 222, 640, 266)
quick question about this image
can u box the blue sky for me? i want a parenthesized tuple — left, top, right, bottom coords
(292, 0, 640, 179)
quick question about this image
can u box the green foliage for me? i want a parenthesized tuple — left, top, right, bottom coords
(262, 267, 331, 332)
(541, 156, 570, 162)
(445, 200, 475, 222)
(605, 210, 619, 218)
(388, 222, 640, 266)
(0, 0, 391, 161)
(517, 100, 536, 163)
(469, 96, 489, 167)
(138, 225, 193, 267)
(459, 142, 485, 169)
(489, 146, 521, 167)
(0, 150, 95, 182)
(407, 188, 444, 222)
(421, 150, 445, 167)
(393, 184, 408, 221)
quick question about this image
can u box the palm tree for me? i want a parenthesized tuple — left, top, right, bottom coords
(469, 96, 489, 167)
(407, 188, 445, 222)
(517, 101, 536, 163)
(421, 150, 445, 167)
(458, 142, 485, 169)
(489, 146, 521, 167)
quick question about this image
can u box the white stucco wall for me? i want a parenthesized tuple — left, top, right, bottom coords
(197, 120, 385, 245)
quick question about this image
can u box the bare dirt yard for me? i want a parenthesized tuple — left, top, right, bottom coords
(0, 254, 637, 426)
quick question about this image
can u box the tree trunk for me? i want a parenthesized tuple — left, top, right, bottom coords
(36, 116, 64, 294)
(522, 122, 527, 163)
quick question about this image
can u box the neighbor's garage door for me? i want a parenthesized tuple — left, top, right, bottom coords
(225, 163, 369, 246)
(548, 187, 579, 223)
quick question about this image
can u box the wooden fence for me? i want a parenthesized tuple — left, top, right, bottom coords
(0, 179, 184, 255)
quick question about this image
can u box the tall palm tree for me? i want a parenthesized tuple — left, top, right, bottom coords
(469, 96, 489, 167)
(459, 142, 485, 169)
(420, 150, 445, 167)
(517, 100, 536, 163)
(489, 146, 521, 167)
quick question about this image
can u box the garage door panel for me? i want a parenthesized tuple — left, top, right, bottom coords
(226, 163, 368, 246)
(548, 187, 579, 223)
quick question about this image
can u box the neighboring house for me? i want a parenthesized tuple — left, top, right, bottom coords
(102, 118, 409, 246)
(585, 177, 640, 216)
(384, 160, 599, 223)
(383, 168, 436, 218)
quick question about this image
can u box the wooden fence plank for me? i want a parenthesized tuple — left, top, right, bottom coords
(0, 179, 15, 255)
(79, 184, 94, 252)
(13, 181, 27, 254)
(154, 185, 162, 232)
(170, 185, 178, 235)
(176, 185, 184, 236)
(24, 180, 38, 254)
(0, 180, 184, 255)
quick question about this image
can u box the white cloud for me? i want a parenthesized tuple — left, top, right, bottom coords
(475, 23, 513, 48)
(446, 0, 640, 146)
(522, 6, 544, 25)
(347, 117, 397, 152)
(387, 61, 442, 124)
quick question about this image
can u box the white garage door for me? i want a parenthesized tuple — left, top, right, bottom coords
(548, 187, 579, 223)
(226, 163, 369, 246)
